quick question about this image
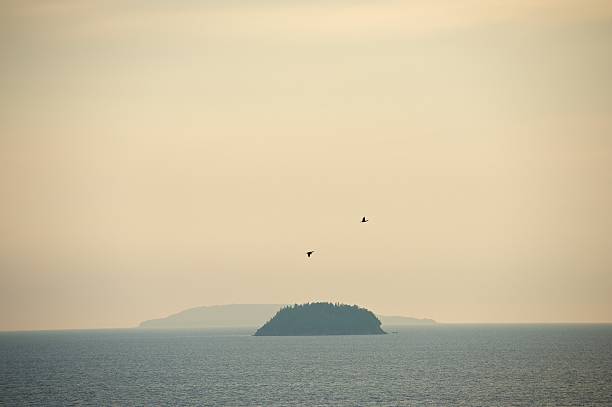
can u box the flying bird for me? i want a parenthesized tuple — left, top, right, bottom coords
(361, 216, 368, 223)
(306, 251, 314, 258)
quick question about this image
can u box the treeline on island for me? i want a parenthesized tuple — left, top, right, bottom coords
(254, 302, 386, 336)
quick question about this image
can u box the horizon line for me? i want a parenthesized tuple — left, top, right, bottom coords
(2, 321, 612, 333)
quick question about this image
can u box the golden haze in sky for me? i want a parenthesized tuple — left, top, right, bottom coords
(1, 0, 612, 330)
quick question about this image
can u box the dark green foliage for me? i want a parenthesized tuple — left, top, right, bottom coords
(254, 302, 386, 336)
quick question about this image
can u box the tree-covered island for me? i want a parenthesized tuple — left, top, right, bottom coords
(254, 302, 386, 336)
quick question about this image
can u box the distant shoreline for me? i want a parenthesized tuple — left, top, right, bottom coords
(3, 322, 612, 334)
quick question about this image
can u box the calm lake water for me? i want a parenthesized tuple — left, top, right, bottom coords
(1, 325, 611, 406)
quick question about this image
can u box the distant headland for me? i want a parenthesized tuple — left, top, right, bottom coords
(139, 304, 283, 328)
(254, 302, 386, 336)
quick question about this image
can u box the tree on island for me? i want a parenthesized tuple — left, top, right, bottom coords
(254, 302, 386, 336)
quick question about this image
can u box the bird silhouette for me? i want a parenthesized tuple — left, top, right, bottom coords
(361, 216, 368, 223)
(306, 251, 314, 257)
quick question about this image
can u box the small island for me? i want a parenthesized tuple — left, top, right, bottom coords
(254, 302, 386, 336)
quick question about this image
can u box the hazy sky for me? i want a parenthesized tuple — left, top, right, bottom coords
(1, 0, 612, 330)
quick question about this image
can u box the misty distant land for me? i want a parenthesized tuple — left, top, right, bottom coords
(138, 304, 435, 329)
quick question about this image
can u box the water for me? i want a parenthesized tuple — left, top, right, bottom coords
(1, 325, 611, 406)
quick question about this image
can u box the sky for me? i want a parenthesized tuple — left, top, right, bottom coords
(1, 0, 611, 330)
